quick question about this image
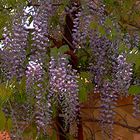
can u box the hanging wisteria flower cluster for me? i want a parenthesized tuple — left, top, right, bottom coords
(26, 61, 48, 134)
(1, 11, 28, 80)
(81, 0, 133, 138)
(48, 54, 79, 132)
(0, 0, 140, 139)
(1, 0, 80, 138)
(31, 1, 52, 63)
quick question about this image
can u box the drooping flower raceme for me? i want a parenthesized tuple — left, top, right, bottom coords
(31, 1, 52, 63)
(48, 54, 79, 132)
(133, 95, 140, 118)
(113, 54, 133, 96)
(26, 60, 48, 134)
(71, 3, 82, 48)
(86, 1, 134, 138)
(1, 11, 28, 80)
(89, 33, 119, 139)
(62, 64, 79, 131)
(100, 81, 116, 139)
(1, 8, 33, 140)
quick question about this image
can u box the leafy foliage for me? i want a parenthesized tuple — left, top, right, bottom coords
(0, 0, 140, 139)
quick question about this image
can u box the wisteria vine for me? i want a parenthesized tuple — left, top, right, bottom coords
(0, 0, 140, 140)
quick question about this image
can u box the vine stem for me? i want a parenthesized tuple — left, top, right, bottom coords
(83, 118, 140, 133)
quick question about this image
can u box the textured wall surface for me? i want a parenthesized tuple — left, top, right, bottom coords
(81, 94, 140, 140)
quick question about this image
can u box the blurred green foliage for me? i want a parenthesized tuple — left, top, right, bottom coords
(0, 0, 27, 38)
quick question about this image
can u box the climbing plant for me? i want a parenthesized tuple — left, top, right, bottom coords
(0, 0, 140, 139)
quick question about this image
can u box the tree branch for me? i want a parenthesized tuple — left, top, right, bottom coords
(83, 118, 140, 133)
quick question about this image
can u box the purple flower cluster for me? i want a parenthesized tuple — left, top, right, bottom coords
(87, 1, 132, 137)
(113, 54, 133, 96)
(0, 0, 139, 139)
(1, 13, 28, 80)
(133, 32, 140, 48)
(89, 32, 132, 139)
(10, 103, 33, 140)
(72, 9, 82, 48)
(133, 95, 140, 118)
(31, 1, 52, 63)
(26, 61, 47, 134)
(49, 54, 79, 131)
(100, 81, 118, 139)
(87, 10, 117, 137)
(90, 32, 114, 92)
(123, 32, 140, 49)
(123, 33, 131, 48)
(62, 64, 79, 131)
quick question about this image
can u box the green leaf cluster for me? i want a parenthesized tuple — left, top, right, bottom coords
(126, 48, 140, 71)
(129, 85, 140, 95)
(0, 83, 12, 106)
(50, 45, 69, 58)
(78, 72, 93, 102)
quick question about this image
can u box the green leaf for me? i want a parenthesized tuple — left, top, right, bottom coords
(134, 66, 140, 78)
(57, 0, 69, 13)
(23, 124, 37, 139)
(110, 27, 117, 39)
(52, 103, 57, 117)
(78, 86, 87, 102)
(50, 47, 58, 58)
(118, 42, 129, 53)
(50, 130, 57, 140)
(0, 83, 12, 105)
(7, 0, 17, 7)
(89, 21, 97, 29)
(103, 0, 114, 5)
(80, 72, 90, 79)
(105, 17, 113, 26)
(0, 107, 12, 130)
(126, 49, 140, 70)
(50, 14, 59, 27)
(58, 45, 69, 54)
(98, 25, 106, 36)
(18, 77, 26, 95)
(122, 0, 133, 10)
(0, 109, 6, 130)
(128, 85, 140, 95)
(78, 72, 93, 102)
